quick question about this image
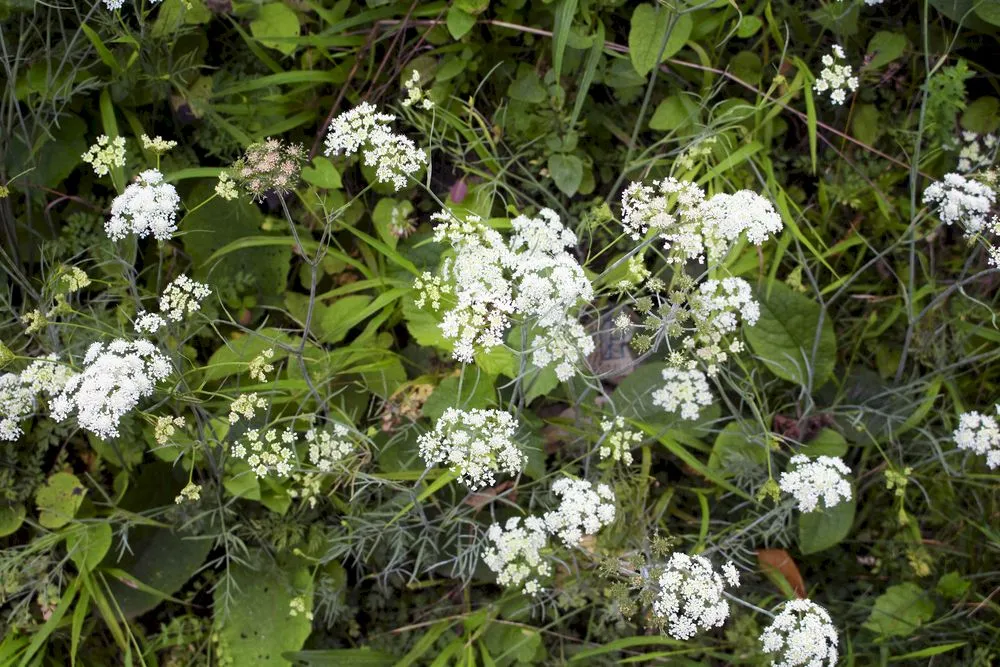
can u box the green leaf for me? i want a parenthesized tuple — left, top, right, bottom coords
(548, 154, 583, 197)
(961, 96, 1000, 134)
(628, 4, 692, 77)
(736, 15, 762, 38)
(864, 583, 934, 637)
(867, 31, 907, 69)
(976, 2, 1000, 26)
(66, 523, 112, 573)
(730, 50, 763, 85)
(446, 5, 476, 39)
(708, 421, 768, 472)
(797, 429, 848, 458)
(0, 504, 25, 537)
(284, 649, 396, 666)
(649, 94, 698, 131)
(250, 3, 301, 56)
(508, 67, 547, 104)
(744, 281, 837, 388)
(319, 295, 375, 344)
(552, 0, 578, 79)
(301, 157, 342, 189)
(798, 497, 855, 554)
(422, 374, 496, 421)
(214, 555, 313, 666)
(36, 472, 86, 529)
(936, 571, 971, 598)
(852, 103, 880, 145)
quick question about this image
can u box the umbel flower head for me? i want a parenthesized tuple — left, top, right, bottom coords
(813, 45, 858, 105)
(620, 177, 782, 264)
(106, 169, 180, 241)
(50, 339, 172, 440)
(953, 406, 1000, 469)
(415, 209, 594, 380)
(652, 366, 713, 420)
(922, 172, 996, 235)
(759, 599, 839, 667)
(417, 408, 524, 490)
(159, 275, 211, 322)
(232, 138, 304, 200)
(0, 373, 34, 441)
(81, 135, 126, 177)
(653, 552, 740, 640)
(779, 455, 853, 513)
(543, 477, 616, 547)
(482, 516, 552, 596)
(324, 102, 427, 191)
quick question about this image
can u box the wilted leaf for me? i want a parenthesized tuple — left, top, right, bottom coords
(757, 548, 806, 598)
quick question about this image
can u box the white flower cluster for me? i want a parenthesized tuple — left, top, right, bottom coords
(154, 415, 185, 445)
(159, 275, 211, 322)
(482, 516, 552, 595)
(324, 102, 427, 190)
(956, 131, 997, 173)
(104, 0, 162, 8)
(543, 478, 616, 546)
(0, 374, 34, 441)
(232, 427, 296, 478)
(402, 70, 434, 110)
(134, 312, 166, 334)
(248, 348, 275, 382)
(175, 482, 201, 504)
(686, 277, 760, 374)
(779, 455, 853, 513)
(51, 339, 171, 440)
(620, 178, 782, 264)
(141, 134, 177, 154)
(759, 599, 839, 667)
(863, 0, 884, 7)
(228, 392, 267, 424)
(652, 367, 713, 421)
(814, 46, 858, 105)
(106, 169, 180, 242)
(922, 172, 997, 235)
(598, 416, 640, 464)
(953, 406, 1000, 469)
(2, 357, 78, 440)
(81, 135, 126, 177)
(305, 423, 355, 471)
(416, 209, 594, 379)
(417, 408, 524, 490)
(653, 552, 740, 640)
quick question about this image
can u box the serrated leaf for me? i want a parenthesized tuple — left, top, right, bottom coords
(798, 497, 855, 554)
(250, 3, 300, 56)
(864, 583, 934, 637)
(548, 154, 583, 197)
(867, 31, 907, 69)
(628, 4, 692, 76)
(744, 281, 837, 388)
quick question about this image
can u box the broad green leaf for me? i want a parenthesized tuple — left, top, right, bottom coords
(36, 472, 86, 529)
(852, 103, 880, 145)
(709, 421, 768, 472)
(66, 523, 112, 573)
(422, 374, 496, 421)
(797, 429, 848, 457)
(548, 154, 583, 196)
(250, 3, 301, 56)
(867, 31, 907, 69)
(798, 497, 854, 554)
(0, 504, 25, 537)
(628, 4, 692, 76)
(936, 571, 971, 598)
(744, 281, 837, 388)
(863, 583, 934, 637)
(301, 157, 342, 189)
(736, 15, 762, 38)
(649, 94, 698, 131)
(214, 555, 313, 666)
(508, 67, 547, 104)
(961, 96, 1000, 134)
(446, 5, 476, 39)
(319, 294, 375, 344)
(730, 50, 763, 85)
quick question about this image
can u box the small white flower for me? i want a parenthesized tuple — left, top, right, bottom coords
(543, 478, 616, 547)
(922, 172, 996, 235)
(402, 69, 434, 110)
(154, 415, 186, 445)
(953, 406, 1000, 469)
(235, 427, 296, 477)
(653, 553, 738, 640)
(82, 135, 126, 177)
(0, 373, 34, 441)
(305, 423, 355, 471)
(50, 339, 172, 440)
(228, 392, 267, 424)
(759, 599, 838, 667)
(106, 169, 180, 241)
(324, 102, 426, 191)
(134, 311, 166, 334)
(19, 356, 75, 396)
(174, 482, 201, 504)
(248, 348, 275, 382)
(652, 367, 714, 421)
(814, 46, 858, 106)
(482, 516, 552, 595)
(141, 134, 177, 154)
(598, 416, 640, 465)
(159, 275, 211, 322)
(779, 455, 853, 513)
(417, 408, 524, 490)
(215, 172, 239, 201)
